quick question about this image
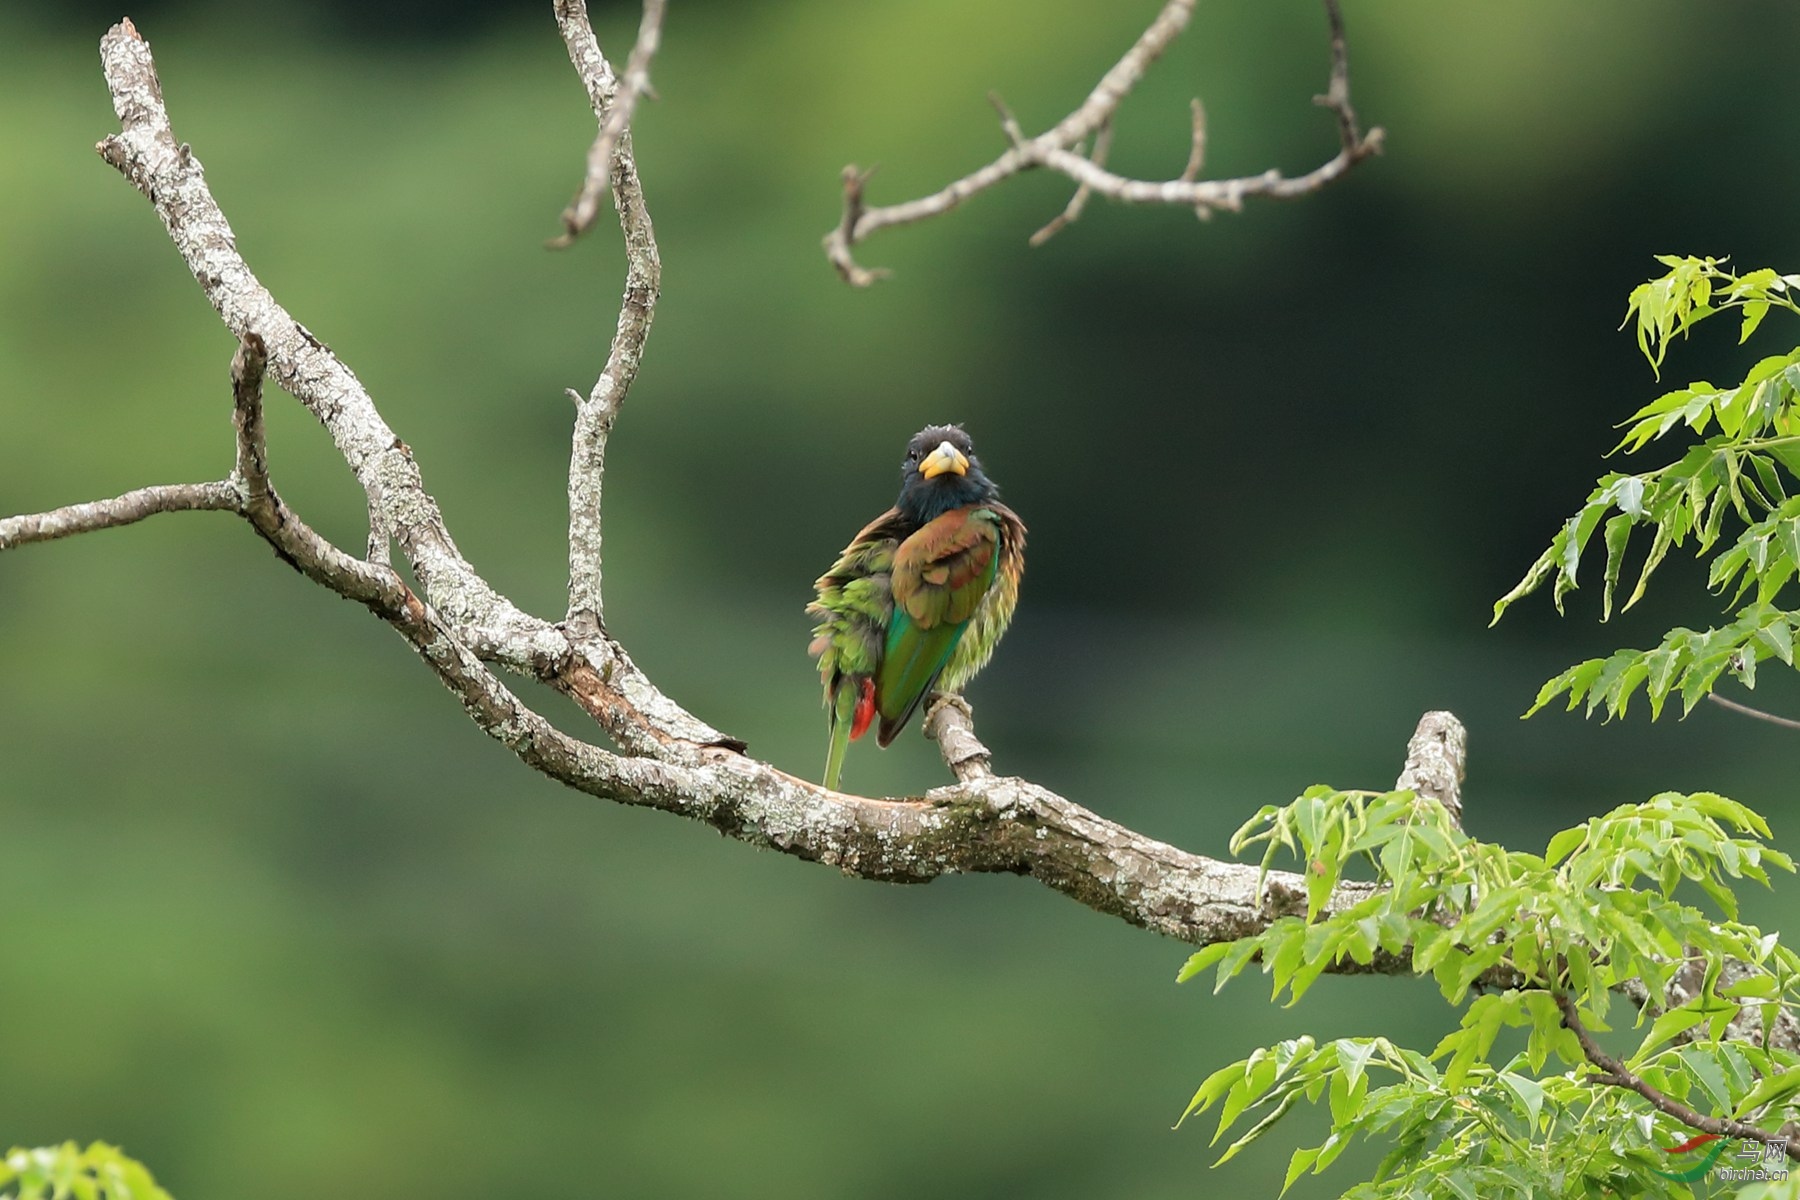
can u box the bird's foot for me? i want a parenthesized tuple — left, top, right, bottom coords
(924, 692, 973, 726)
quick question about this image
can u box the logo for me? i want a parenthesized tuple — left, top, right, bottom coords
(1654, 1133, 1789, 1184)
(1653, 1134, 1727, 1182)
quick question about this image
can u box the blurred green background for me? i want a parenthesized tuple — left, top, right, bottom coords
(4, 1, 1800, 1196)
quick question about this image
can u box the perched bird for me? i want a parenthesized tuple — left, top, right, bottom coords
(807, 425, 1026, 790)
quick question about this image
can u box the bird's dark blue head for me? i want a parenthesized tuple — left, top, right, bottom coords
(894, 424, 999, 526)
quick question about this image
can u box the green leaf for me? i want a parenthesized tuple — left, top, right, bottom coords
(1212, 936, 1263, 995)
(1545, 825, 1588, 866)
(1722, 973, 1779, 1000)
(1212, 1088, 1303, 1166)
(1757, 618, 1794, 665)
(1214, 1057, 1280, 1142)
(1732, 1065, 1800, 1119)
(1497, 1071, 1546, 1130)
(1741, 299, 1771, 343)
(1177, 941, 1235, 984)
(1179, 1060, 1245, 1126)
(1412, 923, 1453, 973)
(1280, 1147, 1320, 1197)
(1630, 1003, 1711, 1065)
(1525, 657, 1605, 717)
(1625, 520, 1675, 613)
(1338, 1039, 1379, 1092)
(1493, 545, 1557, 625)
(1601, 513, 1633, 620)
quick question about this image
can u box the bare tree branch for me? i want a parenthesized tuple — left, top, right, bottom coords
(824, 0, 1383, 285)
(1708, 692, 1800, 731)
(0, 482, 239, 550)
(89, 15, 731, 759)
(551, 0, 666, 248)
(230, 332, 272, 500)
(554, 0, 663, 632)
(924, 694, 994, 784)
(1178, 98, 1207, 183)
(1394, 709, 1467, 827)
(1555, 991, 1800, 1160)
(1029, 120, 1114, 248)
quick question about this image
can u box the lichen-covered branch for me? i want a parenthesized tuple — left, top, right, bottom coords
(554, 0, 663, 630)
(823, 0, 1383, 285)
(551, 0, 665, 248)
(1394, 709, 1467, 827)
(0, 481, 239, 550)
(90, 16, 732, 758)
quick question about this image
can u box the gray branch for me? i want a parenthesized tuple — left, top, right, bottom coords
(1708, 692, 1800, 731)
(0, 481, 239, 550)
(551, 0, 665, 248)
(823, 0, 1384, 286)
(555, 0, 663, 631)
(1394, 709, 1466, 826)
(89, 15, 731, 758)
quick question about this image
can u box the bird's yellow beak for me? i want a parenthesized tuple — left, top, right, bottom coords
(918, 441, 970, 479)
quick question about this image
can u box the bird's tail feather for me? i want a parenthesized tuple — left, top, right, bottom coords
(823, 683, 857, 790)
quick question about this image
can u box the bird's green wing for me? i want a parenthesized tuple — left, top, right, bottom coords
(875, 507, 1001, 746)
(807, 508, 907, 787)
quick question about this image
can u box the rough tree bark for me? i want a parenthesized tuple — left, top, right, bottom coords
(0, 2, 1783, 1064)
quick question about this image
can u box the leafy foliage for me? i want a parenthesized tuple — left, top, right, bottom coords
(1178, 786, 1800, 1198)
(1493, 257, 1800, 719)
(0, 1143, 172, 1200)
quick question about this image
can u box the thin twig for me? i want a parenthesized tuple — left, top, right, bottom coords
(989, 90, 1027, 148)
(1708, 692, 1800, 731)
(555, 0, 664, 628)
(1555, 992, 1799, 1160)
(551, 0, 666, 247)
(825, 0, 1381, 284)
(827, 167, 886, 286)
(1179, 98, 1207, 182)
(1029, 121, 1113, 247)
(230, 332, 270, 501)
(0, 482, 238, 550)
(92, 18, 564, 672)
(1313, 0, 1363, 153)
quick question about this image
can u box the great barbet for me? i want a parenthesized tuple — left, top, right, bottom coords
(807, 425, 1026, 790)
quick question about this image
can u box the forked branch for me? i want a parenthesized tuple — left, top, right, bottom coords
(1555, 991, 1800, 1161)
(551, 0, 666, 248)
(824, 0, 1383, 285)
(555, 0, 664, 631)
